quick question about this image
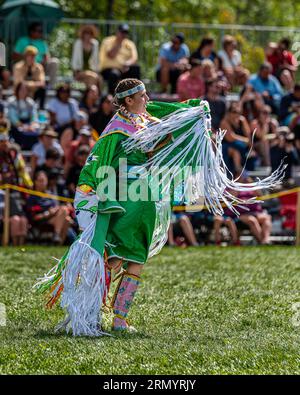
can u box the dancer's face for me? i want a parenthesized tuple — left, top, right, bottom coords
(125, 89, 149, 114)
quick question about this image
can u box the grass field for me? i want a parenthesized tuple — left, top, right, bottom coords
(1, 245, 300, 374)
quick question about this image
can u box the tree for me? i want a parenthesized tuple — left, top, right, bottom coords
(56, 0, 300, 27)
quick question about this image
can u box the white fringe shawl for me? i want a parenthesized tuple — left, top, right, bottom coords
(35, 217, 108, 337)
(123, 101, 286, 216)
(148, 200, 171, 258)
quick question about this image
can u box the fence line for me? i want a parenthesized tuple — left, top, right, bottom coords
(2, 18, 300, 79)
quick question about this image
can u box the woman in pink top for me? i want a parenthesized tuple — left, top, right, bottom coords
(176, 59, 205, 101)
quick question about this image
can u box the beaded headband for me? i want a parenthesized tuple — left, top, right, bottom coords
(115, 83, 145, 99)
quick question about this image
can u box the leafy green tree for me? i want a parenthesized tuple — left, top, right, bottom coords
(56, 0, 300, 27)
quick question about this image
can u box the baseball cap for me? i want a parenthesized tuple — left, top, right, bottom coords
(0, 132, 9, 141)
(190, 58, 202, 67)
(285, 132, 295, 142)
(174, 32, 185, 43)
(77, 145, 90, 155)
(277, 126, 290, 135)
(118, 24, 130, 33)
(77, 110, 88, 122)
(79, 126, 91, 137)
(40, 127, 58, 138)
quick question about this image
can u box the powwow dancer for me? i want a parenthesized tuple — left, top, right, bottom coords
(35, 78, 285, 336)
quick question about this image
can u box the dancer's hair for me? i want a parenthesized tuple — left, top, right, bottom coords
(114, 78, 143, 106)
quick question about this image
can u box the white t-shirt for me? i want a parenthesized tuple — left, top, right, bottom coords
(32, 140, 64, 166)
(218, 49, 241, 69)
(46, 98, 80, 127)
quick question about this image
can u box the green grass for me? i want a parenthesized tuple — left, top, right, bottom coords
(1, 246, 300, 374)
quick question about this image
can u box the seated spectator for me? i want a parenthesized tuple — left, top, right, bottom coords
(89, 94, 115, 136)
(248, 62, 283, 115)
(46, 84, 80, 153)
(13, 46, 46, 109)
(220, 101, 256, 173)
(270, 131, 300, 180)
(250, 105, 278, 166)
(0, 132, 32, 245)
(156, 33, 190, 93)
(213, 215, 239, 246)
(217, 35, 249, 87)
(79, 84, 100, 115)
(26, 171, 73, 245)
(191, 36, 219, 68)
(0, 99, 10, 137)
(66, 145, 90, 196)
(176, 58, 205, 101)
(7, 82, 40, 150)
(31, 126, 64, 175)
(64, 126, 95, 175)
(201, 59, 217, 80)
(77, 109, 89, 128)
(266, 38, 298, 91)
(279, 83, 300, 128)
(12, 22, 59, 88)
(47, 168, 69, 199)
(99, 24, 140, 94)
(35, 147, 63, 178)
(235, 176, 272, 245)
(71, 24, 101, 88)
(0, 66, 11, 89)
(239, 84, 264, 122)
(201, 59, 230, 95)
(168, 212, 199, 247)
(203, 78, 226, 131)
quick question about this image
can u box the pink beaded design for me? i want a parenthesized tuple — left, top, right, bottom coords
(113, 274, 140, 318)
(119, 105, 153, 130)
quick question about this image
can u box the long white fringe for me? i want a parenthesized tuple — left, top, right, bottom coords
(148, 200, 171, 258)
(123, 102, 286, 216)
(35, 217, 108, 337)
(59, 217, 107, 336)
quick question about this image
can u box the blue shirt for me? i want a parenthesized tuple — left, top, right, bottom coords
(157, 42, 190, 69)
(248, 73, 283, 102)
(14, 36, 49, 64)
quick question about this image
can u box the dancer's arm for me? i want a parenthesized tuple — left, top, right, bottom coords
(74, 133, 126, 230)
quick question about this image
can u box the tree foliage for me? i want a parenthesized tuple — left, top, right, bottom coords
(56, 0, 300, 27)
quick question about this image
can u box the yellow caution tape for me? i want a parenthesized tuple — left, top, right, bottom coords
(0, 184, 73, 203)
(0, 183, 300, 211)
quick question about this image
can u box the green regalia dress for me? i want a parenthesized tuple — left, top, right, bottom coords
(35, 99, 285, 336)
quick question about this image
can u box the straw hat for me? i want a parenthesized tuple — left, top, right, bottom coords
(40, 127, 58, 138)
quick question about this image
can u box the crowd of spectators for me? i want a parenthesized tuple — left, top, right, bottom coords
(0, 22, 300, 247)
